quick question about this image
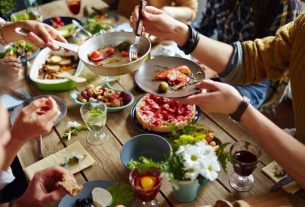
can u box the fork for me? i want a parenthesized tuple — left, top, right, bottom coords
(129, 0, 146, 62)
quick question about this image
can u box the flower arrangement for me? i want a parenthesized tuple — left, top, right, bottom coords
(128, 123, 233, 185)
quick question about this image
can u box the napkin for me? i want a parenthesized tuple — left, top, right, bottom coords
(24, 141, 95, 179)
(262, 161, 301, 194)
(0, 87, 31, 109)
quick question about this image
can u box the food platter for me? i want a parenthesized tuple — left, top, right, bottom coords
(135, 56, 206, 98)
(130, 95, 201, 136)
(9, 95, 67, 126)
(58, 180, 136, 207)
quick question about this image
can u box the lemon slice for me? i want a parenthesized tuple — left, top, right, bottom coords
(140, 176, 156, 191)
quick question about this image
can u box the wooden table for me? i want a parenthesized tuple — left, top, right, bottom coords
(12, 0, 305, 206)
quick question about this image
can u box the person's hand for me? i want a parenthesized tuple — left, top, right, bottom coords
(130, 6, 189, 46)
(177, 80, 243, 114)
(14, 167, 75, 207)
(3, 20, 67, 50)
(0, 58, 23, 81)
(10, 96, 59, 143)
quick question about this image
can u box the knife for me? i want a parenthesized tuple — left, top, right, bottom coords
(72, 20, 92, 37)
(270, 175, 293, 191)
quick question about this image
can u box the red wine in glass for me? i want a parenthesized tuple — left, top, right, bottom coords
(233, 150, 258, 176)
(66, 0, 81, 15)
(129, 169, 161, 206)
(229, 141, 261, 192)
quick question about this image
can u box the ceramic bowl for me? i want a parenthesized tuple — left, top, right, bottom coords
(29, 48, 84, 91)
(70, 84, 134, 113)
(120, 134, 172, 169)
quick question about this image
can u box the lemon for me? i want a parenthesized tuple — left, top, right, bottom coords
(140, 176, 156, 191)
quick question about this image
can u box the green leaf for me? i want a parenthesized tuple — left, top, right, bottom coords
(107, 183, 134, 207)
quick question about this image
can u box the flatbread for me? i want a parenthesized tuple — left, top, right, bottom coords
(57, 176, 82, 197)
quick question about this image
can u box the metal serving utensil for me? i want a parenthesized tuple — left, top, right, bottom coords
(129, 0, 146, 62)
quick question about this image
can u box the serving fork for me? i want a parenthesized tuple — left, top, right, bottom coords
(129, 0, 146, 62)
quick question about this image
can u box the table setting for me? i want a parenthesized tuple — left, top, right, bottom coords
(1, 0, 305, 206)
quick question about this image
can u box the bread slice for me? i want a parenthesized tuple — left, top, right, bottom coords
(214, 200, 233, 207)
(57, 177, 82, 197)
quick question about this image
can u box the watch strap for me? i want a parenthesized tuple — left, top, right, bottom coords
(230, 98, 250, 122)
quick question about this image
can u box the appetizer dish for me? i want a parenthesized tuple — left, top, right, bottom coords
(88, 41, 138, 66)
(38, 53, 78, 80)
(83, 14, 114, 34)
(77, 84, 132, 107)
(0, 40, 35, 60)
(154, 65, 198, 92)
(135, 94, 196, 133)
(59, 152, 86, 168)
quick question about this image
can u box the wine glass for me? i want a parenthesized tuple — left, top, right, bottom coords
(66, 0, 81, 15)
(229, 141, 261, 192)
(129, 169, 161, 207)
(80, 102, 108, 145)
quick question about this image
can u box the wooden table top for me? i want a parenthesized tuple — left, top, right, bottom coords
(11, 0, 305, 206)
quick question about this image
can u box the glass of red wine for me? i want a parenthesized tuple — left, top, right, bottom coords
(66, 0, 81, 15)
(129, 169, 161, 207)
(229, 141, 261, 192)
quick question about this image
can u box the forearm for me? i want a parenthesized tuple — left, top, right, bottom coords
(2, 130, 26, 170)
(240, 105, 305, 187)
(162, 6, 194, 22)
(170, 22, 233, 74)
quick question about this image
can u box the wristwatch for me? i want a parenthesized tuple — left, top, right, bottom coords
(229, 97, 250, 122)
(178, 24, 200, 55)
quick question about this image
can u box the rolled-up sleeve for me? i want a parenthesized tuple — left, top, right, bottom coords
(218, 14, 300, 85)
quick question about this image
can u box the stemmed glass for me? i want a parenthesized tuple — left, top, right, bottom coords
(229, 141, 261, 192)
(65, 0, 81, 15)
(80, 102, 108, 146)
(130, 169, 161, 207)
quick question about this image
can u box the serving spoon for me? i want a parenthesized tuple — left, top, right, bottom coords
(55, 72, 86, 83)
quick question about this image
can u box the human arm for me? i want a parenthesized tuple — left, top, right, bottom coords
(130, 6, 234, 73)
(3, 97, 59, 170)
(0, 20, 66, 50)
(13, 167, 75, 207)
(178, 80, 305, 188)
(161, 0, 198, 22)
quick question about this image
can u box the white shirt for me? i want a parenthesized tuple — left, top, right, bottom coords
(0, 168, 15, 190)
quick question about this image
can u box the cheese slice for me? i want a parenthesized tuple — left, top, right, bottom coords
(92, 187, 113, 207)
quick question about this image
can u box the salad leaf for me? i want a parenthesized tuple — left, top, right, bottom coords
(107, 183, 134, 207)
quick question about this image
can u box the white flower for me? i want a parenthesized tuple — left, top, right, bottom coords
(200, 157, 220, 181)
(67, 121, 81, 128)
(177, 141, 221, 181)
(184, 169, 198, 181)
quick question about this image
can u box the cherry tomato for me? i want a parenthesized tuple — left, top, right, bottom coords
(89, 51, 104, 62)
(60, 22, 65, 26)
(121, 50, 129, 57)
(106, 48, 115, 55)
(90, 51, 101, 58)
(54, 17, 62, 24)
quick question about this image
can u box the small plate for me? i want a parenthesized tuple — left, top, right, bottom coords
(130, 96, 201, 136)
(135, 56, 205, 98)
(59, 180, 135, 207)
(43, 16, 82, 27)
(10, 95, 67, 126)
(70, 84, 134, 113)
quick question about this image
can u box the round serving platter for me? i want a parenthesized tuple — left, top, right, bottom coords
(135, 56, 206, 98)
(130, 96, 201, 137)
(58, 180, 136, 207)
